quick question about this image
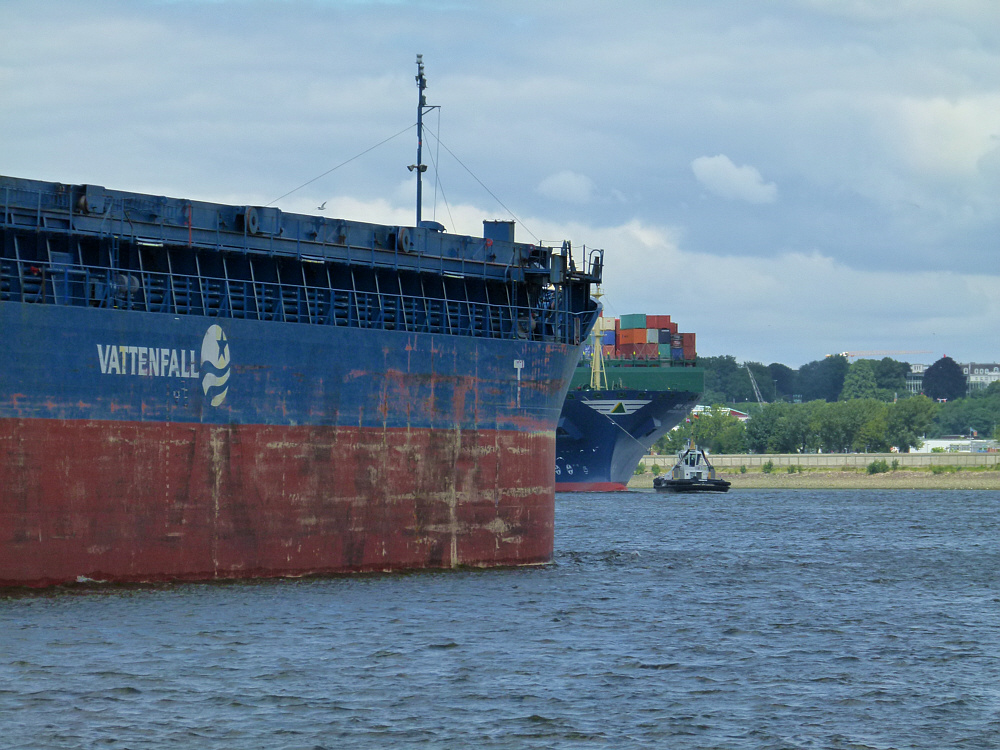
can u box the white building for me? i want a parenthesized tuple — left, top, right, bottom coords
(907, 362, 1000, 396)
(906, 363, 928, 394)
(912, 437, 999, 453)
(963, 363, 1000, 393)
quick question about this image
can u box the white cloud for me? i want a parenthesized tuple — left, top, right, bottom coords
(539, 214, 999, 368)
(691, 155, 778, 204)
(882, 94, 1000, 180)
(2, 0, 998, 366)
(536, 170, 596, 203)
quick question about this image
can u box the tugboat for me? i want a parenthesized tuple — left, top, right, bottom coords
(653, 442, 731, 493)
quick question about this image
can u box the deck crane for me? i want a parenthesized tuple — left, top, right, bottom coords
(588, 288, 608, 390)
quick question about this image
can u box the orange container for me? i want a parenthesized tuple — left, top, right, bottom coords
(617, 328, 647, 346)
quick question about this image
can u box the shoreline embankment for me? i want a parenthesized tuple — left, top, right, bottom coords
(628, 452, 1000, 490)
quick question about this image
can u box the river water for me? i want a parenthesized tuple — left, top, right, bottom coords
(3, 490, 998, 749)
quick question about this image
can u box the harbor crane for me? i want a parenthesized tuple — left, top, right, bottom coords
(742, 363, 765, 404)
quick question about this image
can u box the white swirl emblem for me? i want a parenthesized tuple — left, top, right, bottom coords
(200, 325, 231, 407)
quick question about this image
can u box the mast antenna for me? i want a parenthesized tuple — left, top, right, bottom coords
(408, 54, 438, 226)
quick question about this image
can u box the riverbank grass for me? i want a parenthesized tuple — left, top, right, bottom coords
(628, 464, 1000, 490)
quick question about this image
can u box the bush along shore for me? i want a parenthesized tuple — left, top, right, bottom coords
(628, 458, 1000, 490)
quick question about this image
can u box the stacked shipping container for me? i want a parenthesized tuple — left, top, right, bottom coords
(594, 314, 697, 362)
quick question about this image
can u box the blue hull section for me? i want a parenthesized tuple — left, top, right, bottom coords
(1, 301, 577, 430)
(555, 388, 699, 490)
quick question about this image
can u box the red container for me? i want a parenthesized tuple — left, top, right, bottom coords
(681, 332, 696, 359)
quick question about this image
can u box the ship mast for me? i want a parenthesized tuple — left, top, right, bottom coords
(409, 54, 435, 226)
(589, 287, 608, 390)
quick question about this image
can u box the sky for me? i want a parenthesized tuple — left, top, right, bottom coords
(2, 0, 998, 368)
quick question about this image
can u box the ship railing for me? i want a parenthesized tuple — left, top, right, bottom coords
(1, 181, 549, 287)
(0, 257, 591, 345)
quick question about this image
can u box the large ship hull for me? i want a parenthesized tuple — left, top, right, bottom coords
(555, 388, 699, 491)
(1, 173, 601, 587)
(1, 302, 575, 586)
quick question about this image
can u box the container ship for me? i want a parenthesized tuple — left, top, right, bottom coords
(0, 59, 604, 587)
(555, 312, 703, 491)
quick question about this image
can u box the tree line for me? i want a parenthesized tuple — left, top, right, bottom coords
(701, 354, 969, 405)
(656, 355, 1000, 455)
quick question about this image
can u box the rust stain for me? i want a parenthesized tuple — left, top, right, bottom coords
(1, 418, 558, 586)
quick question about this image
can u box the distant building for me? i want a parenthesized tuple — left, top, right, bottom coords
(963, 363, 1000, 393)
(906, 363, 927, 395)
(692, 405, 750, 422)
(907, 361, 1000, 397)
(913, 437, 999, 453)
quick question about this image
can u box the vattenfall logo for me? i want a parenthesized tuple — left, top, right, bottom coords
(200, 325, 231, 407)
(96, 325, 231, 407)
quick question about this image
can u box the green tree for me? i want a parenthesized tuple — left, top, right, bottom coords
(931, 383, 1000, 437)
(689, 405, 747, 454)
(700, 355, 752, 404)
(773, 400, 824, 453)
(745, 402, 784, 452)
(798, 356, 849, 402)
(886, 395, 938, 452)
(846, 399, 889, 452)
(816, 401, 851, 452)
(873, 357, 910, 394)
(840, 360, 878, 400)
(655, 406, 748, 454)
(768, 363, 798, 400)
(922, 356, 966, 402)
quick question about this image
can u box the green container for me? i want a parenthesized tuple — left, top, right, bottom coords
(619, 313, 647, 330)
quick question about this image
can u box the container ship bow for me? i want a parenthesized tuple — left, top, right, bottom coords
(556, 311, 703, 491)
(0, 59, 604, 587)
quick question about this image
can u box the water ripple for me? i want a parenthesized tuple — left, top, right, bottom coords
(1, 489, 998, 749)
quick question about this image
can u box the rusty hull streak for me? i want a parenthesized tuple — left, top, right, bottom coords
(0, 417, 555, 587)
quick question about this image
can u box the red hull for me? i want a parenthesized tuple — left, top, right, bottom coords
(0, 418, 555, 587)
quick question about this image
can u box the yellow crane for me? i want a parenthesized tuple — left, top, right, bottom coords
(826, 350, 932, 361)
